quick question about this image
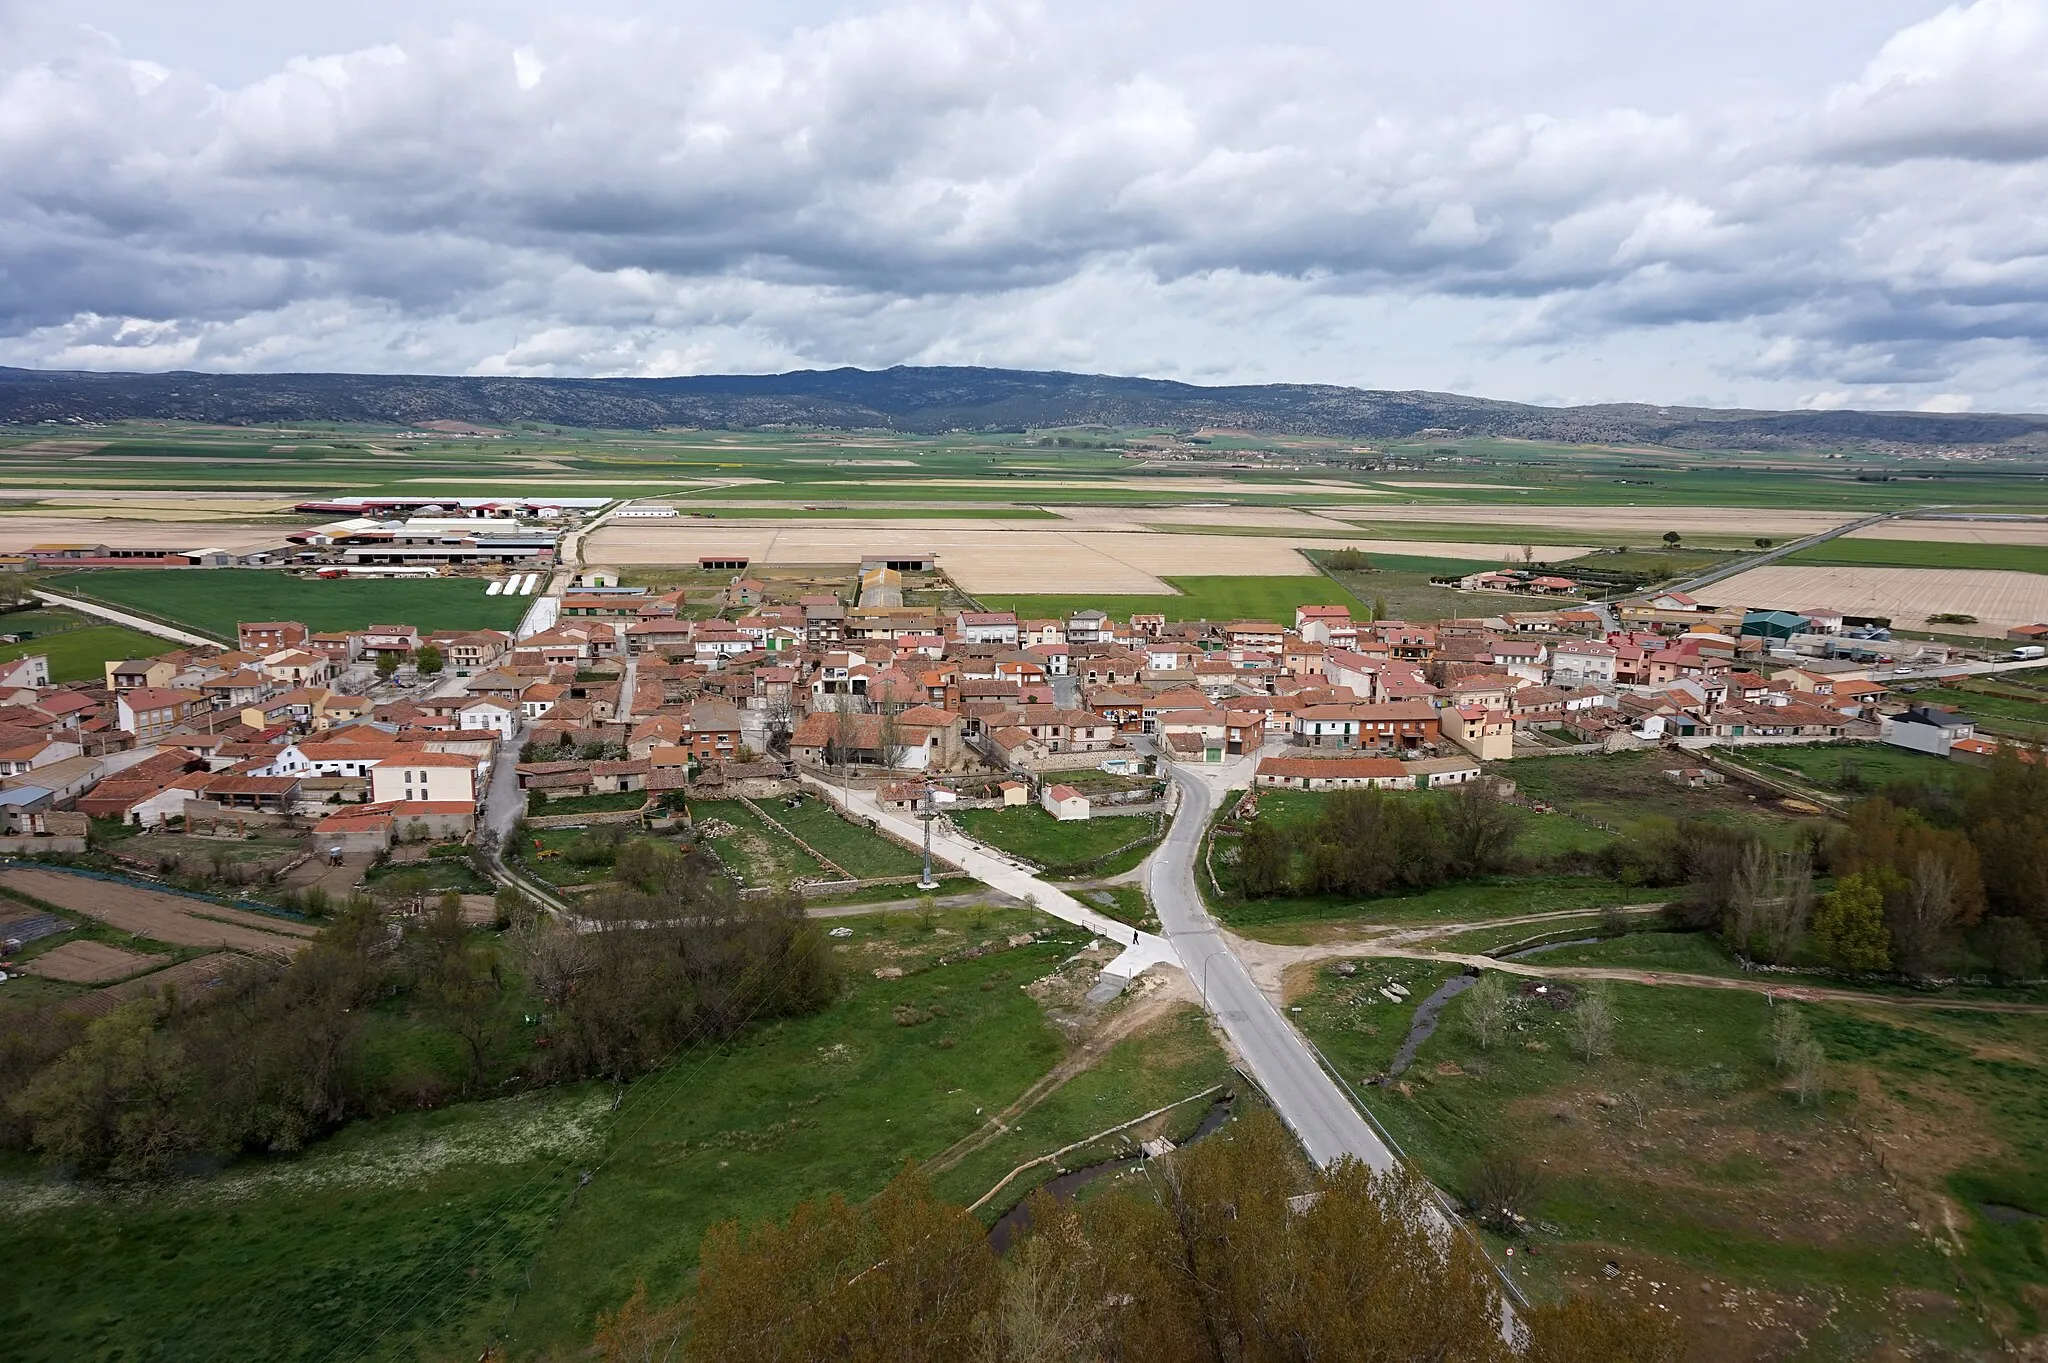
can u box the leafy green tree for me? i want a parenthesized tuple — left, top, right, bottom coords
(416, 643, 444, 676)
(374, 650, 400, 681)
(1661, 530, 1682, 547)
(11, 1001, 191, 1179)
(1985, 916, 2042, 985)
(1811, 872, 1893, 971)
(1235, 819, 1292, 898)
(1441, 778, 1525, 879)
(606, 1109, 1676, 1363)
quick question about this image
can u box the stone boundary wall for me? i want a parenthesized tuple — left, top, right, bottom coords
(527, 807, 646, 830)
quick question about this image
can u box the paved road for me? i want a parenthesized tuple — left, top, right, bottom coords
(32, 588, 220, 648)
(1668, 510, 1903, 594)
(813, 778, 1180, 978)
(1148, 758, 1400, 1172)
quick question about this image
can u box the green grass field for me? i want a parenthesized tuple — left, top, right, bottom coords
(0, 908, 1236, 1361)
(1505, 750, 1823, 838)
(1784, 537, 2048, 575)
(1294, 966, 2048, 1354)
(771, 796, 927, 879)
(1723, 741, 1960, 796)
(981, 575, 1365, 623)
(0, 618, 172, 682)
(691, 798, 831, 886)
(1313, 552, 1576, 623)
(46, 570, 528, 640)
(952, 806, 1157, 873)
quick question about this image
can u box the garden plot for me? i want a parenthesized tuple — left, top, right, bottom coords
(69, 953, 246, 1018)
(0, 867, 314, 957)
(18, 939, 169, 983)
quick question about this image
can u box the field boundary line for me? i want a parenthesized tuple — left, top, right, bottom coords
(31, 585, 228, 646)
(966, 1083, 1225, 1214)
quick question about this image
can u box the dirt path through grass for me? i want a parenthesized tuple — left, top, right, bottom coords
(924, 976, 1204, 1179)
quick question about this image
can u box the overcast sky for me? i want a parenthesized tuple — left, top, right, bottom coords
(5, 0, 2048, 411)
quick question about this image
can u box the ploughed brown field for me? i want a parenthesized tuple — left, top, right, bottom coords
(0, 867, 314, 957)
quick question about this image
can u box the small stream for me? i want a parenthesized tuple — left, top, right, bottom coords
(1388, 972, 1476, 1076)
(1381, 938, 1605, 1078)
(987, 1095, 1234, 1254)
(1499, 936, 1602, 961)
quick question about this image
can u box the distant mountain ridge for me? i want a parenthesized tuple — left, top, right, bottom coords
(3, 364, 2046, 452)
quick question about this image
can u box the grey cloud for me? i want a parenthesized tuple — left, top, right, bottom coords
(2, 1, 2048, 409)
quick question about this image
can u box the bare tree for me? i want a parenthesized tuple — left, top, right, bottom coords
(1724, 839, 1773, 954)
(1461, 973, 1512, 1050)
(1568, 985, 1616, 1062)
(878, 706, 909, 771)
(1755, 847, 1814, 966)
(1769, 1002, 1809, 1072)
(1789, 1037, 1826, 1107)
(1467, 1149, 1544, 1234)
(1890, 851, 1966, 978)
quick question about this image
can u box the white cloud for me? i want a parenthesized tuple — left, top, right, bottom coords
(1, 1, 2048, 410)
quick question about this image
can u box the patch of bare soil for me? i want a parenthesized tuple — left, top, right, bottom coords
(1537, 1245, 1846, 1363)
(0, 866, 313, 956)
(19, 939, 168, 983)
(65, 952, 246, 1018)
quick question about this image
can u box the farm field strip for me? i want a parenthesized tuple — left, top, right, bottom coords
(47, 569, 528, 637)
(584, 523, 1589, 593)
(1782, 537, 2048, 575)
(1851, 519, 2048, 544)
(1707, 564, 2048, 635)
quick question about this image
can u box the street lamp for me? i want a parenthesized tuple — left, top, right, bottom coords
(916, 780, 954, 891)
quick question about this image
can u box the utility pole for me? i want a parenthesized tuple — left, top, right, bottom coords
(917, 779, 939, 891)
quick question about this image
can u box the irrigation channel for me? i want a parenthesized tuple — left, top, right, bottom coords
(986, 1094, 1236, 1254)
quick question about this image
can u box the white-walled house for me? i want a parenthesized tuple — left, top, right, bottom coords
(367, 753, 479, 806)
(1550, 639, 1619, 686)
(458, 696, 520, 740)
(1041, 783, 1091, 820)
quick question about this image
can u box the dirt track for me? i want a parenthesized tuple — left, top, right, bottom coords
(0, 867, 314, 957)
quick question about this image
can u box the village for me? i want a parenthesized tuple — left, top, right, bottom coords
(0, 540, 2026, 923)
